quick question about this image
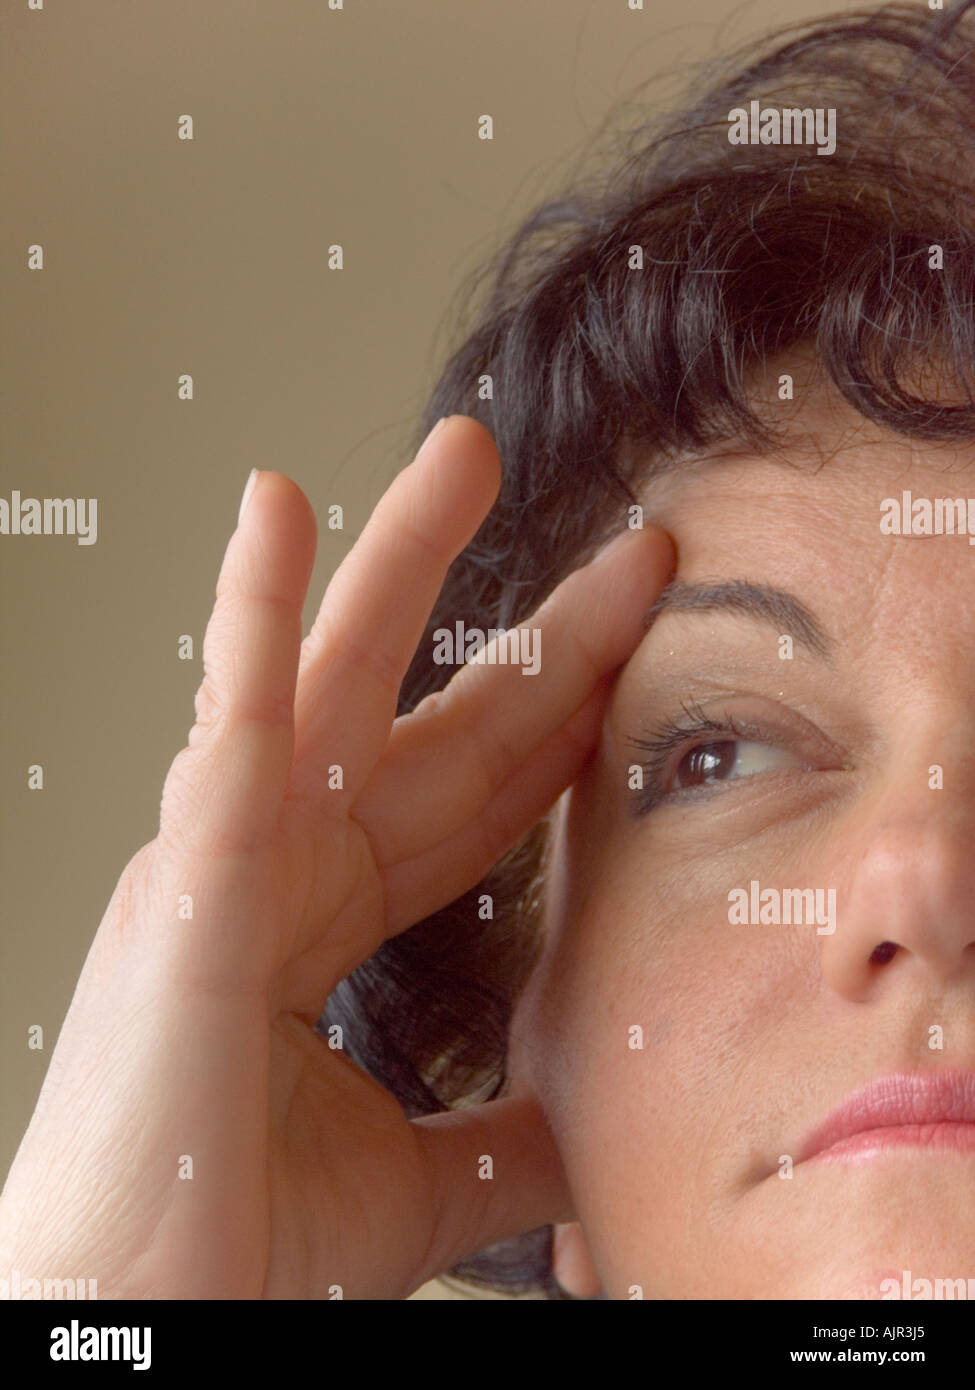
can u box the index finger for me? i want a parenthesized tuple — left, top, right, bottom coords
(349, 524, 675, 926)
(354, 525, 676, 859)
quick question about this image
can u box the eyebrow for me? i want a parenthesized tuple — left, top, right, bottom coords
(642, 579, 832, 659)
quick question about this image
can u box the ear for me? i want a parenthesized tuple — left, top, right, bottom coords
(551, 1221, 603, 1298)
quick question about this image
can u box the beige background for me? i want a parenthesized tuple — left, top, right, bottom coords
(2, 0, 850, 1295)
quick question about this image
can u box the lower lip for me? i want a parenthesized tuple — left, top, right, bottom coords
(811, 1122, 975, 1164)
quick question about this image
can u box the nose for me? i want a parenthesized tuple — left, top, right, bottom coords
(821, 781, 975, 1001)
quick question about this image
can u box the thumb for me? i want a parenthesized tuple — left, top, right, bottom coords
(409, 1095, 574, 1289)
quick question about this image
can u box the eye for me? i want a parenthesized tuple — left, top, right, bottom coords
(673, 738, 804, 792)
(625, 697, 839, 816)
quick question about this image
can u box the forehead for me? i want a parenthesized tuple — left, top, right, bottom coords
(634, 419, 975, 682)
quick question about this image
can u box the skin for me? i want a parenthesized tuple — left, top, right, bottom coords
(0, 414, 676, 1300)
(517, 354, 975, 1298)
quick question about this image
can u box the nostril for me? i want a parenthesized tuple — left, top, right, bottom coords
(870, 941, 898, 965)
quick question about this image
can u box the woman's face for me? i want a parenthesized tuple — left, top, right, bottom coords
(511, 357, 975, 1298)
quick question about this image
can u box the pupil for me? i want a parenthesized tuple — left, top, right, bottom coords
(678, 741, 736, 788)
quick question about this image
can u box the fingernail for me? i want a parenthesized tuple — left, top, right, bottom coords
(238, 468, 259, 525)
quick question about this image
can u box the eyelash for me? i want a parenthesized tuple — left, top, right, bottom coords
(627, 697, 760, 813)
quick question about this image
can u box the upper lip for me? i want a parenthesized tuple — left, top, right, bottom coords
(797, 1070, 975, 1163)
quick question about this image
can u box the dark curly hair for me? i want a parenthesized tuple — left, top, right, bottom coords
(317, 0, 975, 1297)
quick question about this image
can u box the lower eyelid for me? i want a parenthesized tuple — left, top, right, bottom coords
(632, 759, 810, 818)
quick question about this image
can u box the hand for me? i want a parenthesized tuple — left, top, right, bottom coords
(0, 415, 674, 1299)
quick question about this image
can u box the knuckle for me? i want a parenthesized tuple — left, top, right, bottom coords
(332, 625, 403, 695)
(94, 841, 161, 957)
(404, 687, 448, 722)
(158, 744, 204, 834)
(193, 674, 226, 731)
(192, 677, 294, 743)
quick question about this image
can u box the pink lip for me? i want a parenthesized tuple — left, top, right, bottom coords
(797, 1071, 975, 1165)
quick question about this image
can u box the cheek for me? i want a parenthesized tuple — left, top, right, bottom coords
(522, 789, 804, 1291)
